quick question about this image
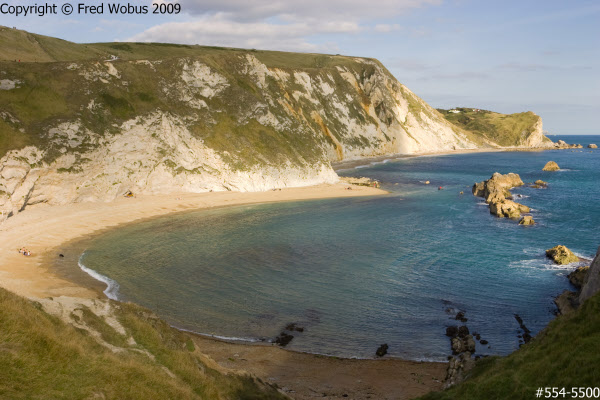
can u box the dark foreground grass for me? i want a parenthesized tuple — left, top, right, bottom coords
(420, 292, 600, 400)
(0, 287, 286, 399)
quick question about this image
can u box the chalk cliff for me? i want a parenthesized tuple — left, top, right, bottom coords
(0, 28, 552, 220)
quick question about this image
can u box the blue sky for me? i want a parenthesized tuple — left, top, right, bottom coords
(2, 0, 598, 134)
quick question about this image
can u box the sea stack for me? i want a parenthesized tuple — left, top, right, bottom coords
(472, 173, 529, 219)
(542, 161, 560, 171)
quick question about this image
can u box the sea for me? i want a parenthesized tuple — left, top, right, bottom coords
(73, 135, 600, 361)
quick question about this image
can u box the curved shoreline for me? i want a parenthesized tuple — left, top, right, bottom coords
(331, 146, 548, 172)
(0, 182, 451, 399)
(0, 183, 385, 299)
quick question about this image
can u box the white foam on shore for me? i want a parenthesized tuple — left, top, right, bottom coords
(78, 253, 120, 300)
(509, 257, 586, 273)
(176, 327, 262, 343)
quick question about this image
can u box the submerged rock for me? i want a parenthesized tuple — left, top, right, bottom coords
(542, 161, 560, 171)
(375, 343, 388, 357)
(530, 179, 547, 189)
(284, 323, 305, 332)
(455, 311, 468, 322)
(519, 216, 535, 225)
(514, 314, 532, 345)
(546, 245, 579, 265)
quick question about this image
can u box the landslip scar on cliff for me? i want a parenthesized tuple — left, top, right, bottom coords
(0, 26, 552, 221)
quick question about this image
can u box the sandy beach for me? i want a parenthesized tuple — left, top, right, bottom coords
(332, 146, 547, 171)
(0, 182, 449, 399)
(0, 183, 386, 299)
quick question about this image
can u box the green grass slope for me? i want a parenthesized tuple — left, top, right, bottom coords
(0, 25, 368, 68)
(0, 26, 107, 62)
(437, 107, 546, 147)
(420, 292, 600, 400)
(0, 287, 286, 399)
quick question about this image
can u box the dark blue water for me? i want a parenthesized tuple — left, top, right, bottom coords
(79, 135, 600, 360)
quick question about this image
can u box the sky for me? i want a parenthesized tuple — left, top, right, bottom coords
(2, 0, 599, 134)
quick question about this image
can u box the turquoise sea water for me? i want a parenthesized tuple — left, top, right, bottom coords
(78, 135, 600, 360)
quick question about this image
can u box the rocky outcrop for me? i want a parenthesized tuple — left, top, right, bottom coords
(555, 290, 578, 315)
(546, 245, 579, 265)
(489, 200, 530, 219)
(554, 140, 583, 149)
(589, 144, 598, 149)
(554, 247, 600, 315)
(472, 172, 523, 200)
(473, 172, 529, 219)
(555, 265, 592, 315)
(444, 325, 476, 388)
(519, 216, 535, 225)
(542, 161, 560, 171)
(568, 266, 590, 289)
(375, 343, 389, 357)
(579, 247, 600, 304)
(339, 176, 380, 188)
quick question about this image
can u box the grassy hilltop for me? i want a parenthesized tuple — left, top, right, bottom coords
(437, 107, 552, 147)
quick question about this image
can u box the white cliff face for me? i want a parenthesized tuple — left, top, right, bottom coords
(0, 112, 337, 219)
(520, 117, 552, 148)
(0, 52, 546, 220)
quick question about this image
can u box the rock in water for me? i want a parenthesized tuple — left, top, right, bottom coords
(464, 335, 476, 353)
(457, 325, 470, 338)
(542, 161, 560, 171)
(519, 216, 535, 225)
(455, 311, 468, 322)
(489, 200, 529, 219)
(284, 323, 304, 332)
(274, 332, 294, 346)
(473, 173, 529, 219)
(445, 326, 459, 338)
(531, 179, 548, 189)
(376, 343, 389, 357)
(546, 245, 580, 265)
(589, 144, 598, 149)
(472, 172, 524, 202)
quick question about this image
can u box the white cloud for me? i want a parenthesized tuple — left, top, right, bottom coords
(127, 14, 360, 52)
(374, 24, 401, 33)
(177, 0, 442, 21)
(126, 0, 441, 52)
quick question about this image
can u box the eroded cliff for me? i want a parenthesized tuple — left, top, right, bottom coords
(0, 28, 552, 220)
